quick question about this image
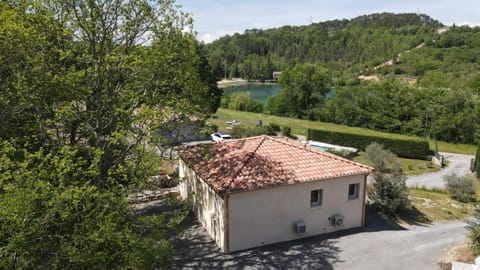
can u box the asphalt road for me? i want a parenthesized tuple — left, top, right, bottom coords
(406, 152, 474, 189)
(333, 221, 467, 270)
(174, 209, 468, 270)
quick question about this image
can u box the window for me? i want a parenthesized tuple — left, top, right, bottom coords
(310, 189, 323, 207)
(348, 183, 360, 200)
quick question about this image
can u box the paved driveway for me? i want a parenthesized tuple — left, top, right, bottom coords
(174, 209, 467, 270)
(406, 152, 474, 189)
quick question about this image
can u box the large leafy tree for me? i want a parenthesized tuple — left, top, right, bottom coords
(0, 0, 219, 268)
(265, 63, 331, 119)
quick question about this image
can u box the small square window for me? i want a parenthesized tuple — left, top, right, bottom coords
(348, 183, 360, 200)
(310, 189, 323, 207)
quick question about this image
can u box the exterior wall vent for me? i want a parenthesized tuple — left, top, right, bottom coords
(330, 215, 345, 226)
(294, 221, 307, 234)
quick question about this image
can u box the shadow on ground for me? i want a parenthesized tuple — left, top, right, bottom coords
(397, 205, 432, 226)
(174, 206, 408, 269)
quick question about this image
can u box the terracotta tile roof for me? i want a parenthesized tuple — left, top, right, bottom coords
(178, 135, 374, 194)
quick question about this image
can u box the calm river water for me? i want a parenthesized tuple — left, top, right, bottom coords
(223, 84, 280, 105)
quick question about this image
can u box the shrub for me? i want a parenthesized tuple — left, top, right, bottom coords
(268, 122, 281, 132)
(230, 126, 276, 138)
(365, 143, 411, 216)
(444, 174, 476, 202)
(326, 149, 357, 160)
(220, 94, 231, 109)
(468, 208, 480, 256)
(281, 126, 291, 137)
(475, 144, 480, 178)
(281, 126, 297, 139)
(227, 92, 263, 113)
(307, 128, 429, 159)
(207, 123, 218, 133)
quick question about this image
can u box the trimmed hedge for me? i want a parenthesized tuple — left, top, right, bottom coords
(307, 128, 429, 159)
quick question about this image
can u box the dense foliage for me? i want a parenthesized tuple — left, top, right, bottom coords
(265, 64, 331, 119)
(307, 128, 429, 159)
(207, 13, 442, 80)
(0, 0, 219, 268)
(365, 143, 411, 216)
(211, 13, 480, 145)
(320, 80, 480, 144)
(222, 92, 263, 112)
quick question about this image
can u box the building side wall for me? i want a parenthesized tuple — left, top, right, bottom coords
(228, 174, 366, 252)
(179, 159, 226, 251)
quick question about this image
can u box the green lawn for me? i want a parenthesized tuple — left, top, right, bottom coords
(353, 154, 441, 176)
(211, 108, 477, 155)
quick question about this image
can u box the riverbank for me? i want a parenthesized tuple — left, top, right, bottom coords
(217, 78, 247, 88)
(217, 79, 278, 89)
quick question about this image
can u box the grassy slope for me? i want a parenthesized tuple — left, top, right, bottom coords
(211, 108, 477, 155)
(353, 154, 440, 176)
(409, 188, 477, 221)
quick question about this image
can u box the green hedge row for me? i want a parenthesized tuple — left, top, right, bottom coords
(307, 128, 429, 159)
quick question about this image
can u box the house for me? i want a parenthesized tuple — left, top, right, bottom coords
(272, 71, 282, 81)
(177, 135, 374, 252)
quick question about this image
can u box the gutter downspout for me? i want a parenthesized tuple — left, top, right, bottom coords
(224, 194, 230, 253)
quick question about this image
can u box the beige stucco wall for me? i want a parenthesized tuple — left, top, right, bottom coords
(179, 159, 227, 251)
(228, 174, 367, 252)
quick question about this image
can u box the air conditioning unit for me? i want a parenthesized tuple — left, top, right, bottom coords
(294, 221, 307, 234)
(330, 215, 345, 227)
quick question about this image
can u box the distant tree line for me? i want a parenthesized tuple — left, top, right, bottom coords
(206, 13, 442, 81)
(211, 13, 480, 144)
(224, 62, 479, 144)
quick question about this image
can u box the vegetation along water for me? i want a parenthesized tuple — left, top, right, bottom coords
(223, 83, 280, 105)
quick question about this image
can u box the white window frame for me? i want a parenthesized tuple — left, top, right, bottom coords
(348, 183, 360, 200)
(310, 189, 323, 207)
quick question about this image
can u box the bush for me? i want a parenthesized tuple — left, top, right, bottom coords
(226, 92, 263, 113)
(365, 143, 411, 216)
(468, 205, 480, 256)
(444, 174, 476, 202)
(326, 149, 357, 160)
(307, 128, 429, 159)
(269, 122, 281, 132)
(220, 94, 231, 109)
(230, 125, 276, 138)
(281, 126, 291, 137)
(281, 126, 297, 139)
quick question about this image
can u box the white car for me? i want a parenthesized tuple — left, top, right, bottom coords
(211, 133, 232, 142)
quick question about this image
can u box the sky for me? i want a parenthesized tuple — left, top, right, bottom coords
(176, 0, 480, 43)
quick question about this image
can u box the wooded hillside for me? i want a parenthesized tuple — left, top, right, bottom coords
(206, 13, 444, 81)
